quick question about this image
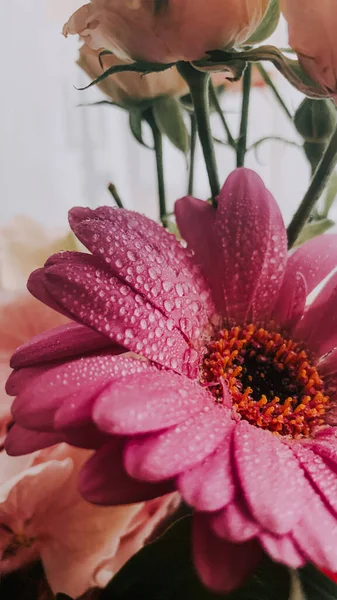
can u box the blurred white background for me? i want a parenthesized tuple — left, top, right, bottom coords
(0, 1, 331, 230)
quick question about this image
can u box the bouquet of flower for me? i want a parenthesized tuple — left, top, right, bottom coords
(2, 1, 337, 599)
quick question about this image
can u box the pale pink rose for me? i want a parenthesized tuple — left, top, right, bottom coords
(282, 0, 337, 100)
(0, 294, 68, 445)
(0, 216, 79, 292)
(78, 45, 188, 103)
(63, 0, 270, 64)
(0, 444, 178, 597)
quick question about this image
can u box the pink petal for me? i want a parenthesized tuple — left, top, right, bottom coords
(293, 476, 337, 571)
(93, 370, 209, 435)
(28, 267, 74, 320)
(210, 497, 260, 542)
(215, 169, 287, 324)
(193, 513, 262, 593)
(292, 442, 337, 516)
(69, 206, 213, 340)
(259, 533, 305, 568)
(177, 430, 235, 512)
(11, 354, 155, 431)
(79, 439, 175, 505)
(11, 322, 117, 369)
(5, 424, 65, 455)
(41, 253, 194, 376)
(295, 271, 337, 357)
(124, 405, 231, 482)
(234, 421, 306, 534)
(285, 234, 337, 295)
(174, 196, 224, 311)
(271, 271, 307, 331)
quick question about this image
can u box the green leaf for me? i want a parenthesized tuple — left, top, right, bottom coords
(294, 218, 335, 247)
(129, 110, 153, 149)
(299, 564, 337, 599)
(247, 0, 280, 44)
(323, 171, 337, 217)
(152, 96, 189, 153)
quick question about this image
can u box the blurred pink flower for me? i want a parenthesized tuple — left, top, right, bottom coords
(63, 0, 270, 64)
(282, 0, 337, 100)
(6, 168, 337, 592)
(0, 444, 178, 597)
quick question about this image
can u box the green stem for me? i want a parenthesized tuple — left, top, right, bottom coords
(237, 64, 252, 168)
(188, 114, 197, 195)
(209, 81, 236, 149)
(257, 63, 293, 121)
(287, 125, 337, 248)
(147, 110, 167, 226)
(108, 182, 124, 208)
(178, 62, 220, 204)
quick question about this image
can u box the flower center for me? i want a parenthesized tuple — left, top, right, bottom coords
(200, 324, 330, 438)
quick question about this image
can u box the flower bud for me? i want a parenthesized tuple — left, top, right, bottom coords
(77, 45, 188, 104)
(294, 98, 337, 143)
(282, 0, 337, 101)
(64, 0, 270, 64)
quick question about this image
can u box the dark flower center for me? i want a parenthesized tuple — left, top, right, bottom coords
(200, 324, 330, 438)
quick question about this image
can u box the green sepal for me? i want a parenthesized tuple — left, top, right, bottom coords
(246, 0, 281, 45)
(152, 95, 189, 153)
(129, 109, 154, 149)
(76, 61, 175, 91)
(294, 218, 335, 247)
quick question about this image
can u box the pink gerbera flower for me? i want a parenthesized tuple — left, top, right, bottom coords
(6, 168, 337, 592)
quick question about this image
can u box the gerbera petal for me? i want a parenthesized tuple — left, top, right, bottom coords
(259, 533, 305, 569)
(10, 322, 117, 369)
(293, 477, 337, 572)
(271, 271, 307, 331)
(11, 354, 155, 432)
(215, 169, 287, 324)
(5, 424, 65, 456)
(93, 371, 209, 435)
(177, 429, 235, 512)
(295, 271, 337, 357)
(210, 497, 260, 542)
(193, 513, 262, 593)
(124, 405, 231, 482)
(174, 196, 224, 310)
(28, 267, 73, 320)
(285, 234, 337, 295)
(68, 206, 213, 339)
(41, 253, 194, 376)
(79, 439, 175, 505)
(234, 421, 305, 535)
(210, 498, 261, 544)
(319, 348, 337, 378)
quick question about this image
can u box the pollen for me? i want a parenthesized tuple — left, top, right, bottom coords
(200, 324, 330, 438)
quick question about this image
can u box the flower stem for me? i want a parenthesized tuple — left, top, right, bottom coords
(287, 124, 337, 248)
(257, 63, 293, 121)
(237, 64, 252, 168)
(188, 114, 197, 195)
(147, 109, 167, 226)
(209, 81, 236, 149)
(108, 182, 124, 208)
(178, 62, 220, 205)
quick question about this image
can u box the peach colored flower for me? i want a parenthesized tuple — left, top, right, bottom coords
(0, 216, 79, 292)
(282, 0, 337, 100)
(78, 45, 188, 103)
(0, 444, 178, 597)
(63, 0, 270, 64)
